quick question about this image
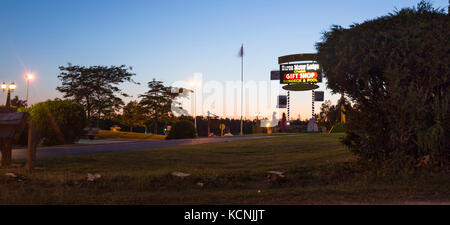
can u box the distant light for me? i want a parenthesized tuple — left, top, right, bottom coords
(1, 82, 6, 90)
(25, 74, 33, 80)
(286, 122, 290, 126)
(266, 122, 271, 128)
(9, 82, 16, 90)
(188, 79, 201, 89)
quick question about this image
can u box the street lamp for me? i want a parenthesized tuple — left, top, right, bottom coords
(25, 74, 33, 107)
(2, 82, 16, 108)
(189, 80, 199, 135)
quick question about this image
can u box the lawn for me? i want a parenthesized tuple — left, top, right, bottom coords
(93, 130, 166, 140)
(1, 133, 448, 204)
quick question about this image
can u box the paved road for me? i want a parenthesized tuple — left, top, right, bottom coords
(9, 135, 286, 160)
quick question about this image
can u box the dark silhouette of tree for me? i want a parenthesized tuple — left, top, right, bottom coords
(316, 1, 449, 170)
(139, 79, 179, 134)
(56, 63, 138, 127)
(121, 100, 146, 132)
(318, 98, 352, 131)
(10, 96, 27, 108)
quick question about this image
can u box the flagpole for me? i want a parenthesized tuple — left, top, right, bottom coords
(240, 44, 244, 136)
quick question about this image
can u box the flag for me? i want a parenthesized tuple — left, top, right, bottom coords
(238, 44, 243, 57)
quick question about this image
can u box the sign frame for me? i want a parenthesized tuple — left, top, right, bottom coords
(279, 62, 322, 84)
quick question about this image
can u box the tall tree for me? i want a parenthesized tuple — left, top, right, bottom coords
(56, 63, 138, 126)
(121, 100, 146, 132)
(139, 79, 180, 134)
(316, 1, 449, 170)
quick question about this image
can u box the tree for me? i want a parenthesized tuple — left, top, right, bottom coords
(56, 63, 138, 127)
(318, 98, 352, 131)
(18, 99, 86, 146)
(166, 120, 196, 139)
(318, 100, 338, 131)
(316, 1, 449, 170)
(121, 100, 146, 132)
(11, 96, 27, 108)
(139, 79, 180, 134)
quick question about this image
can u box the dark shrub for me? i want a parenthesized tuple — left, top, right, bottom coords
(166, 120, 196, 139)
(19, 100, 87, 146)
(316, 2, 449, 171)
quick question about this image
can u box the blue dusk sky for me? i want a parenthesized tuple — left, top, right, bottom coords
(0, 0, 448, 119)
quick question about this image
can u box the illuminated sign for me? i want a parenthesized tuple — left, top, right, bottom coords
(280, 63, 322, 84)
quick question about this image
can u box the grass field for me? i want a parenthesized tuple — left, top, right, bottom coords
(1, 133, 449, 204)
(93, 130, 166, 140)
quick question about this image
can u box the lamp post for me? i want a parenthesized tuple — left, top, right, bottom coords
(25, 74, 33, 107)
(189, 80, 198, 135)
(1, 82, 16, 109)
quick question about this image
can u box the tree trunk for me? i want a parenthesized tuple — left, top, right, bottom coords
(86, 98, 91, 127)
(130, 126, 133, 132)
(96, 108, 101, 129)
(154, 121, 158, 134)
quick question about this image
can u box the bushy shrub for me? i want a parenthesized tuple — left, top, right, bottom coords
(19, 100, 87, 146)
(166, 120, 196, 139)
(317, 2, 449, 171)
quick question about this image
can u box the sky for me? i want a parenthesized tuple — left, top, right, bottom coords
(0, 0, 448, 120)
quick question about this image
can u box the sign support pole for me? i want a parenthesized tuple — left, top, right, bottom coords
(287, 91, 290, 122)
(312, 89, 315, 119)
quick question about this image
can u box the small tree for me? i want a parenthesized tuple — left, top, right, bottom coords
(11, 96, 27, 108)
(139, 79, 180, 134)
(121, 101, 146, 132)
(166, 120, 196, 139)
(19, 99, 86, 146)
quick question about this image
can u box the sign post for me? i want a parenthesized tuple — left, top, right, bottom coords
(0, 112, 37, 170)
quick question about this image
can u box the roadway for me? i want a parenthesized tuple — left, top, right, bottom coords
(9, 135, 288, 160)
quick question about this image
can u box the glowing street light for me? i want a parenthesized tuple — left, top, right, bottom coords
(2, 82, 16, 108)
(188, 79, 199, 135)
(25, 73, 34, 106)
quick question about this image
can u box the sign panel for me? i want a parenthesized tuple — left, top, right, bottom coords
(282, 83, 319, 91)
(280, 63, 322, 84)
(277, 95, 287, 108)
(270, 70, 280, 80)
(314, 91, 324, 101)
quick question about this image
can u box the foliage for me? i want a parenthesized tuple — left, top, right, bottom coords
(56, 63, 138, 126)
(166, 120, 196, 139)
(11, 96, 27, 108)
(316, 1, 449, 171)
(139, 79, 180, 134)
(318, 100, 339, 131)
(318, 98, 352, 131)
(331, 122, 346, 133)
(19, 99, 87, 146)
(121, 101, 146, 132)
(94, 130, 166, 140)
